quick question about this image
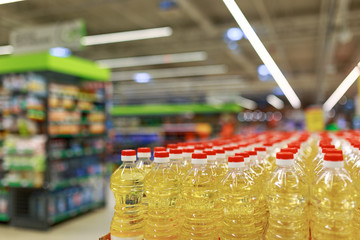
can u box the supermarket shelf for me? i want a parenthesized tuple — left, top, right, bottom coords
(49, 201, 105, 225)
(5, 165, 44, 171)
(50, 174, 102, 190)
(49, 133, 106, 138)
(0, 213, 9, 222)
(49, 148, 105, 159)
(0, 180, 37, 188)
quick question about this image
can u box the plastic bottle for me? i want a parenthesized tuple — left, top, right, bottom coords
(181, 148, 194, 177)
(311, 153, 354, 239)
(144, 151, 181, 240)
(169, 148, 183, 175)
(181, 153, 218, 240)
(194, 144, 205, 153)
(154, 146, 166, 152)
(214, 149, 229, 178)
(204, 150, 223, 236)
(224, 146, 235, 161)
(254, 147, 272, 174)
(248, 150, 267, 238)
(136, 147, 152, 175)
(352, 148, 360, 237)
(110, 149, 145, 240)
(265, 152, 309, 240)
(220, 155, 257, 240)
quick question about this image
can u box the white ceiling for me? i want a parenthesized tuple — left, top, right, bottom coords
(1, 0, 360, 107)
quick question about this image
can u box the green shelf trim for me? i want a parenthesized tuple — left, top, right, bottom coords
(0, 213, 9, 222)
(7, 165, 44, 171)
(111, 103, 242, 116)
(0, 52, 110, 81)
(50, 201, 104, 224)
(0, 181, 36, 188)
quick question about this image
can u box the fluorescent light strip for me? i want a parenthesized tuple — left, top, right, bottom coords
(0, 45, 13, 55)
(111, 65, 228, 81)
(0, 0, 23, 5)
(82, 27, 173, 46)
(323, 62, 360, 112)
(266, 94, 284, 109)
(97, 51, 207, 68)
(223, 0, 301, 109)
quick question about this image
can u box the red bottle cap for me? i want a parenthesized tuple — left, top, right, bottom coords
(154, 146, 166, 152)
(228, 156, 244, 163)
(122, 149, 136, 156)
(137, 147, 151, 153)
(154, 151, 169, 158)
(169, 149, 182, 154)
(276, 152, 294, 159)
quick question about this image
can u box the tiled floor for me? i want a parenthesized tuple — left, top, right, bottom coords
(1, 189, 115, 240)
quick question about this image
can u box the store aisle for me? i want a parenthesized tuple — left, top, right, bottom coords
(0, 207, 112, 240)
(2, 186, 115, 240)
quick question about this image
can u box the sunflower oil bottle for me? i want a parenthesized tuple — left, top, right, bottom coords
(181, 153, 218, 240)
(204, 150, 223, 238)
(254, 147, 272, 174)
(181, 148, 194, 177)
(136, 147, 152, 175)
(110, 149, 145, 240)
(265, 152, 309, 240)
(169, 148, 183, 176)
(144, 151, 181, 240)
(220, 155, 257, 240)
(248, 150, 267, 238)
(352, 148, 360, 237)
(311, 153, 354, 239)
(215, 149, 229, 177)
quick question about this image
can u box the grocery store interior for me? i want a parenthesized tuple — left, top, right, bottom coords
(0, 0, 360, 239)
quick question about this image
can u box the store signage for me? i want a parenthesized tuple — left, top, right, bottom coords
(305, 106, 324, 132)
(10, 19, 86, 54)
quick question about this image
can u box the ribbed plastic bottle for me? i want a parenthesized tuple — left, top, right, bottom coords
(110, 149, 145, 240)
(254, 147, 272, 174)
(214, 149, 229, 178)
(144, 151, 181, 240)
(136, 147, 152, 175)
(311, 153, 354, 240)
(265, 152, 309, 240)
(224, 146, 235, 162)
(204, 150, 223, 237)
(194, 144, 205, 153)
(181, 153, 218, 240)
(169, 148, 183, 176)
(220, 155, 257, 240)
(352, 148, 360, 237)
(181, 148, 194, 177)
(248, 150, 267, 238)
(154, 146, 166, 152)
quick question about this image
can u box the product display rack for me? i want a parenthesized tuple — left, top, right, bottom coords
(0, 52, 110, 229)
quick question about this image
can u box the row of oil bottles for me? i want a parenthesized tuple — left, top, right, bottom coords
(110, 132, 360, 240)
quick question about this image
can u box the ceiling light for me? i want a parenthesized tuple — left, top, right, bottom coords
(223, 0, 301, 109)
(111, 65, 227, 81)
(49, 47, 71, 58)
(266, 94, 284, 109)
(0, 0, 23, 5)
(226, 28, 243, 41)
(82, 27, 173, 46)
(323, 61, 360, 112)
(97, 51, 207, 68)
(133, 73, 152, 83)
(0, 45, 13, 55)
(236, 96, 257, 110)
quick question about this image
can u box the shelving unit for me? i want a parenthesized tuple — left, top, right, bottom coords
(0, 52, 110, 229)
